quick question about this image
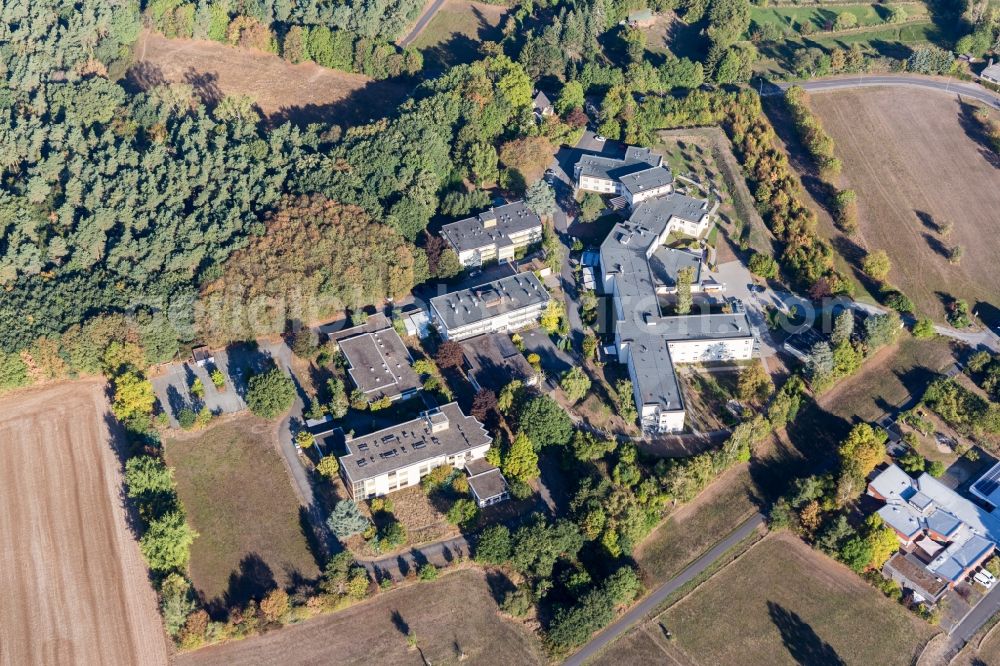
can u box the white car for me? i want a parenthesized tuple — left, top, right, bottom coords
(594, 135, 606, 142)
(974, 570, 996, 588)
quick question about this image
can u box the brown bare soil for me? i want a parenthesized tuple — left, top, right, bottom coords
(175, 568, 544, 665)
(0, 381, 169, 665)
(130, 30, 411, 126)
(808, 87, 1000, 321)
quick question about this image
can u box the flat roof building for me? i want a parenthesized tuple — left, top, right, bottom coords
(465, 458, 510, 507)
(327, 313, 421, 403)
(590, 148, 751, 434)
(461, 332, 539, 393)
(430, 273, 550, 341)
(339, 402, 491, 499)
(440, 200, 543, 267)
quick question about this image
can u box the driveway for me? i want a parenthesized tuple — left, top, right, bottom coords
(949, 580, 1000, 647)
(767, 74, 1000, 110)
(564, 513, 766, 666)
(519, 326, 574, 385)
(360, 535, 469, 581)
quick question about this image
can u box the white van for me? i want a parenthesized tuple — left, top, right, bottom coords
(974, 570, 996, 588)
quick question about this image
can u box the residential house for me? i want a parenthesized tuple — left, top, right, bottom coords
(440, 200, 543, 267)
(430, 273, 550, 342)
(533, 90, 554, 117)
(339, 402, 491, 499)
(591, 154, 751, 434)
(981, 59, 1000, 85)
(327, 313, 421, 403)
(868, 464, 1000, 591)
(461, 331, 539, 393)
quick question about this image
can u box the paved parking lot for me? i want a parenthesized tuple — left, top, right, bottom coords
(151, 350, 247, 427)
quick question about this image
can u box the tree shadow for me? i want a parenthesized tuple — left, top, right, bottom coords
(484, 569, 517, 605)
(390, 609, 410, 636)
(165, 383, 189, 420)
(914, 210, 941, 232)
(123, 61, 167, 92)
(183, 67, 223, 106)
(974, 300, 1000, 334)
(768, 601, 845, 666)
(267, 76, 413, 128)
(922, 232, 951, 259)
(956, 100, 1000, 170)
(205, 553, 277, 618)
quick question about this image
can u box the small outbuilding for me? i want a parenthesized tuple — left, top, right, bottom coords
(981, 59, 1000, 85)
(191, 345, 214, 367)
(465, 458, 510, 507)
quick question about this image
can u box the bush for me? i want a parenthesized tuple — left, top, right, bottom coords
(500, 587, 533, 616)
(417, 563, 438, 580)
(475, 525, 512, 564)
(748, 253, 778, 279)
(378, 520, 406, 550)
(260, 588, 290, 623)
(927, 460, 947, 478)
(327, 500, 370, 538)
(316, 456, 339, 478)
(246, 367, 295, 419)
(446, 498, 479, 527)
(295, 430, 315, 449)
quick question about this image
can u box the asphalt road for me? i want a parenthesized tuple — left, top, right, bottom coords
(564, 513, 765, 666)
(770, 74, 1000, 109)
(950, 580, 1000, 647)
(397, 0, 446, 48)
(360, 535, 469, 580)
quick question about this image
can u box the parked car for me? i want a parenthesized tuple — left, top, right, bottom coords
(974, 570, 995, 588)
(594, 135, 606, 142)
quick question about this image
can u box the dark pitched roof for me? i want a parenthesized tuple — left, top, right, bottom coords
(533, 90, 552, 110)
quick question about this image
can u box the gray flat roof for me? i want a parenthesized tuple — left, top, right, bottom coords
(599, 188, 749, 416)
(461, 332, 535, 392)
(340, 402, 490, 484)
(430, 273, 549, 333)
(440, 200, 542, 253)
(649, 247, 702, 289)
(338, 327, 421, 398)
(619, 166, 674, 196)
(468, 467, 508, 502)
(576, 147, 662, 182)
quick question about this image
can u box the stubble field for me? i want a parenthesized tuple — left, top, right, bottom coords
(809, 87, 1000, 322)
(0, 382, 169, 665)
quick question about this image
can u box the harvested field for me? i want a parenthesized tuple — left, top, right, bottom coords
(411, 0, 507, 69)
(660, 531, 939, 665)
(130, 30, 411, 126)
(175, 568, 544, 665)
(164, 415, 320, 608)
(0, 381, 169, 665)
(809, 87, 1000, 321)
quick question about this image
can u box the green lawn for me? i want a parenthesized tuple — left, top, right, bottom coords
(165, 416, 320, 606)
(411, 0, 508, 70)
(749, 3, 927, 33)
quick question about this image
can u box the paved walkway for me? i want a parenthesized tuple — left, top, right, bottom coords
(767, 73, 1000, 110)
(564, 513, 765, 666)
(397, 0, 446, 47)
(359, 535, 470, 580)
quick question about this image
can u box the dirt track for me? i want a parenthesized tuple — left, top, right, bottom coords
(0, 382, 169, 665)
(130, 31, 411, 125)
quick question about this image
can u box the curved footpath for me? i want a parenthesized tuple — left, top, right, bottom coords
(769, 74, 1000, 109)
